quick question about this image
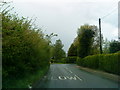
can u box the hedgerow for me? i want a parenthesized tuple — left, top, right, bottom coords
(2, 5, 51, 87)
(77, 53, 120, 75)
(66, 56, 77, 63)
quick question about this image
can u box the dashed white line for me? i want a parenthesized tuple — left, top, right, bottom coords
(65, 67, 68, 70)
(64, 67, 73, 73)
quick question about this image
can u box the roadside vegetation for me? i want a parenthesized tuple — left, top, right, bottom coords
(2, 5, 51, 88)
(67, 24, 120, 75)
(76, 53, 120, 75)
(2, 4, 67, 88)
(2, 3, 120, 88)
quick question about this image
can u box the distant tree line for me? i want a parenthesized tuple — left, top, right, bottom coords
(67, 24, 100, 63)
(103, 39, 120, 53)
(67, 24, 120, 63)
(67, 24, 120, 75)
(50, 39, 66, 63)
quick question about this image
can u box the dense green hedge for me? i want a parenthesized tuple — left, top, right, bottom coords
(76, 57, 82, 65)
(2, 6, 51, 87)
(50, 58, 66, 63)
(99, 53, 119, 75)
(61, 58, 67, 63)
(83, 55, 99, 69)
(77, 53, 120, 75)
(66, 56, 77, 63)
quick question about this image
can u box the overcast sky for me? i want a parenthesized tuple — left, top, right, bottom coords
(3, 0, 119, 52)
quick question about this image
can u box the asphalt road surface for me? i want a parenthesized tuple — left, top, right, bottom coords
(33, 64, 119, 88)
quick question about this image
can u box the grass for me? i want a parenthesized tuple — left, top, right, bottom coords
(3, 66, 49, 88)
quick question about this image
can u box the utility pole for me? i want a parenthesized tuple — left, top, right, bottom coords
(99, 18, 103, 54)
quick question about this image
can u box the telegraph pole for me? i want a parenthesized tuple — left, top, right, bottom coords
(99, 18, 103, 54)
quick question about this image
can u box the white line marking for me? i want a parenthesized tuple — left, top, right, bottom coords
(64, 67, 73, 73)
(66, 76, 77, 80)
(65, 67, 68, 70)
(58, 76, 67, 80)
(75, 75, 82, 81)
(51, 76, 53, 79)
(69, 70, 73, 73)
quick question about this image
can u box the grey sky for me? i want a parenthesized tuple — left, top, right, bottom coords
(5, 0, 119, 52)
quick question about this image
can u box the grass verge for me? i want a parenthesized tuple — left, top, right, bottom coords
(3, 66, 49, 88)
(76, 65, 120, 82)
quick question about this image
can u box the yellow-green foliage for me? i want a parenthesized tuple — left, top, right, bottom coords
(77, 53, 120, 75)
(99, 53, 120, 75)
(83, 55, 99, 69)
(2, 6, 51, 87)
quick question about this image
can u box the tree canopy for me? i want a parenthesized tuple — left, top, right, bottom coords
(68, 24, 100, 58)
(68, 43, 77, 57)
(109, 40, 120, 53)
(51, 39, 66, 63)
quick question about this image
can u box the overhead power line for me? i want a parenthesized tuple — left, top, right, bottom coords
(101, 6, 118, 19)
(98, 2, 118, 53)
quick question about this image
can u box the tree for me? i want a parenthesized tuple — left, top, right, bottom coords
(67, 37, 78, 57)
(77, 24, 95, 58)
(109, 40, 120, 53)
(68, 43, 77, 57)
(90, 25, 102, 55)
(103, 38, 110, 54)
(52, 39, 66, 62)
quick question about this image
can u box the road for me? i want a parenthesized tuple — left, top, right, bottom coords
(33, 64, 119, 88)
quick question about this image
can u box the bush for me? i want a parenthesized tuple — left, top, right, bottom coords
(2, 5, 51, 87)
(109, 40, 120, 53)
(61, 58, 66, 63)
(83, 55, 99, 69)
(76, 57, 83, 66)
(99, 53, 120, 75)
(66, 56, 77, 63)
(116, 51, 120, 53)
(77, 53, 120, 75)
